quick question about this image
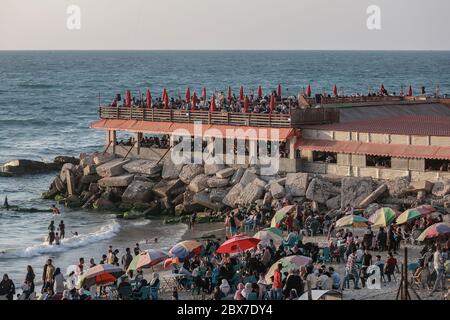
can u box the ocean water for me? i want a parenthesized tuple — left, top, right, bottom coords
(0, 50, 449, 285)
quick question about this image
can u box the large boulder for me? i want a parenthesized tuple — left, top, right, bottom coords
(432, 180, 450, 197)
(210, 188, 229, 202)
(269, 182, 285, 199)
(237, 178, 266, 206)
(230, 168, 245, 185)
(204, 163, 225, 176)
(83, 165, 97, 176)
(161, 158, 184, 180)
(326, 195, 341, 210)
(1, 159, 60, 175)
(207, 177, 229, 188)
(54, 156, 79, 166)
(188, 174, 209, 193)
(305, 178, 339, 204)
(193, 191, 223, 211)
(223, 183, 243, 207)
(96, 159, 131, 178)
(179, 164, 204, 184)
(122, 180, 154, 203)
(93, 198, 116, 211)
(98, 174, 134, 188)
(285, 173, 309, 197)
(341, 177, 373, 209)
(60, 163, 75, 182)
(387, 176, 410, 198)
(239, 169, 258, 186)
(153, 179, 185, 198)
(216, 168, 236, 179)
(93, 153, 116, 165)
(123, 160, 161, 175)
(80, 174, 101, 185)
(65, 195, 83, 208)
(408, 180, 433, 193)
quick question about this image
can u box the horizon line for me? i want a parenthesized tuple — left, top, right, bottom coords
(1, 49, 450, 52)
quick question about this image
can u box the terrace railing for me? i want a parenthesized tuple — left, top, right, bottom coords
(98, 106, 339, 128)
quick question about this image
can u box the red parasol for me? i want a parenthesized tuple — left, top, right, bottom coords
(332, 84, 338, 97)
(408, 84, 413, 97)
(146, 89, 152, 108)
(257, 85, 262, 97)
(202, 87, 207, 101)
(270, 94, 275, 113)
(185, 87, 191, 103)
(216, 234, 260, 254)
(192, 92, 197, 111)
(306, 84, 312, 97)
(162, 88, 167, 100)
(277, 83, 282, 97)
(239, 86, 244, 101)
(380, 83, 385, 94)
(228, 86, 232, 103)
(164, 91, 169, 109)
(125, 90, 132, 107)
(243, 95, 249, 113)
(210, 94, 217, 112)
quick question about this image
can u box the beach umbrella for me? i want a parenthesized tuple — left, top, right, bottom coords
(163, 257, 180, 269)
(306, 84, 312, 97)
(239, 86, 244, 101)
(257, 85, 263, 97)
(277, 83, 282, 97)
(270, 205, 296, 227)
(416, 223, 450, 242)
(202, 87, 207, 101)
(146, 89, 152, 108)
(216, 234, 260, 254)
(80, 264, 124, 287)
(270, 94, 275, 113)
(164, 90, 169, 109)
(408, 84, 413, 97)
(265, 255, 312, 284)
(185, 87, 191, 103)
(332, 84, 338, 97)
(243, 95, 249, 113)
(210, 95, 217, 112)
(127, 249, 169, 272)
(125, 90, 132, 107)
(415, 204, 436, 215)
(169, 240, 203, 260)
(227, 86, 232, 103)
(380, 83, 385, 94)
(192, 92, 197, 111)
(254, 229, 284, 247)
(162, 88, 167, 100)
(335, 214, 369, 228)
(396, 209, 423, 225)
(370, 207, 398, 227)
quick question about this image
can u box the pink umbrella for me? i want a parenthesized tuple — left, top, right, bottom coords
(408, 84, 413, 97)
(277, 83, 282, 97)
(306, 84, 312, 97)
(243, 95, 249, 113)
(270, 94, 275, 113)
(239, 86, 244, 101)
(125, 90, 132, 107)
(185, 87, 191, 103)
(227, 86, 232, 103)
(257, 85, 262, 97)
(146, 89, 152, 108)
(332, 84, 338, 97)
(210, 95, 217, 112)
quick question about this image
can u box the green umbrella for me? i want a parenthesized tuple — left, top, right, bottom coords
(396, 209, 422, 225)
(335, 214, 369, 228)
(370, 207, 398, 227)
(265, 255, 312, 284)
(271, 205, 295, 227)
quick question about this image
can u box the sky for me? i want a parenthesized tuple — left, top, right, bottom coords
(0, 0, 449, 50)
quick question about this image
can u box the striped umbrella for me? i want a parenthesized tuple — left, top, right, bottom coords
(254, 228, 284, 247)
(335, 214, 369, 228)
(271, 205, 295, 227)
(370, 207, 398, 227)
(80, 264, 124, 287)
(265, 255, 312, 284)
(169, 240, 202, 260)
(127, 249, 169, 272)
(416, 223, 450, 242)
(163, 257, 180, 269)
(396, 209, 422, 225)
(216, 234, 260, 254)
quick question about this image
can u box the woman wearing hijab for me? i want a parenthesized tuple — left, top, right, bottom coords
(234, 283, 245, 300)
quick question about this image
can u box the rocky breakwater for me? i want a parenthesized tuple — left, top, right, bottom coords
(44, 152, 450, 221)
(0, 156, 79, 176)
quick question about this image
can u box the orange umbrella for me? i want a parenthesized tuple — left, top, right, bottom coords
(210, 94, 217, 112)
(257, 85, 262, 97)
(243, 95, 249, 113)
(146, 89, 152, 108)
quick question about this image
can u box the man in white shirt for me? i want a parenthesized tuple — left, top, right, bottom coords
(430, 246, 446, 295)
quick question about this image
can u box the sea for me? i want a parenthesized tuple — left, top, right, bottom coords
(0, 50, 449, 286)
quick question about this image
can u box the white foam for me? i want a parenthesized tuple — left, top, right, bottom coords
(129, 219, 151, 227)
(0, 221, 120, 259)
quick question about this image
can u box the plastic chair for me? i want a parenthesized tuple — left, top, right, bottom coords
(150, 284, 159, 300)
(247, 292, 258, 300)
(318, 247, 332, 263)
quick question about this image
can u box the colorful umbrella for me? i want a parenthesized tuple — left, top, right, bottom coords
(185, 87, 191, 103)
(125, 90, 132, 107)
(370, 207, 398, 227)
(127, 249, 169, 272)
(306, 84, 312, 97)
(416, 223, 450, 242)
(254, 229, 284, 247)
(415, 204, 436, 215)
(80, 264, 124, 287)
(277, 83, 282, 97)
(216, 234, 260, 254)
(396, 209, 422, 225)
(257, 85, 262, 97)
(243, 95, 249, 113)
(239, 86, 244, 101)
(265, 255, 312, 284)
(408, 84, 413, 97)
(169, 240, 202, 260)
(146, 89, 152, 108)
(332, 84, 338, 97)
(270, 205, 296, 227)
(227, 86, 232, 103)
(335, 214, 369, 228)
(210, 95, 217, 112)
(270, 94, 275, 113)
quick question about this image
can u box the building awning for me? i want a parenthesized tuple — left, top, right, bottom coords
(295, 138, 450, 160)
(90, 119, 296, 141)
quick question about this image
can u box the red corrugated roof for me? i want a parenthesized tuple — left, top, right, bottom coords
(90, 120, 295, 141)
(296, 139, 450, 160)
(301, 115, 450, 137)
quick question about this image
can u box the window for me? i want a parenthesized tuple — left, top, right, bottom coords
(425, 159, 450, 172)
(366, 155, 391, 168)
(312, 151, 337, 163)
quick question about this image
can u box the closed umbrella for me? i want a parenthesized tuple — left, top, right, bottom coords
(216, 234, 260, 254)
(125, 90, 132, 107)
(257, 85, 262, 97)
(335, 215, 369, 228)
(162, 88, 167, 100)
(270, 94, 275, 113)
(239, 86, 244, 101)
(408, 84, 413, 97)
(416, 223, 450, 242)
(332, 84, 338, 97)
(227, 86, 232, 103)
(127, 249, 169, 272)
(202, 87, 207, 101)
(185, 87, 191, 103)
(192, 92, 197, 111)
(146, 89, 152, 108)
(277, 83, 282, 97)
(243, 95, 249, 113)
(164, 90, 169, 109)
(306, 84, 312, 97)
(210, 95, 217, 112)
(265, 255, 312, 284)
(370, 207, 398, 227)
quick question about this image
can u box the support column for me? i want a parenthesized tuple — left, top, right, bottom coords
(135, 132, 142, 155)
(111, 130, 116, 155)
(289, 136, 297, 159)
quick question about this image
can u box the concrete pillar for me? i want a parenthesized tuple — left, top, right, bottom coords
(135, 132, 142, 155)
(289, 136, 297, 160)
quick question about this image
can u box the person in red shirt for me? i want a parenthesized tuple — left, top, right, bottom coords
(286, 214, 294, 233)
(272, 263, 283, 300)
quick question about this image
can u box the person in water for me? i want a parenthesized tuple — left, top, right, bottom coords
(3, 196, 9, 210)
(58, 221, 65, 239)
(54, 232, 60, 245)
(48, 221, 55, 233)
(52, 205, 60, 216)
(48, 230, 55, 245)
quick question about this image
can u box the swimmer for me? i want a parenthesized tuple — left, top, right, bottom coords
(52, 205, 61, 216)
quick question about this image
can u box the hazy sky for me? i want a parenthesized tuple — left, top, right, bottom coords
(1, 0, 449, 50)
